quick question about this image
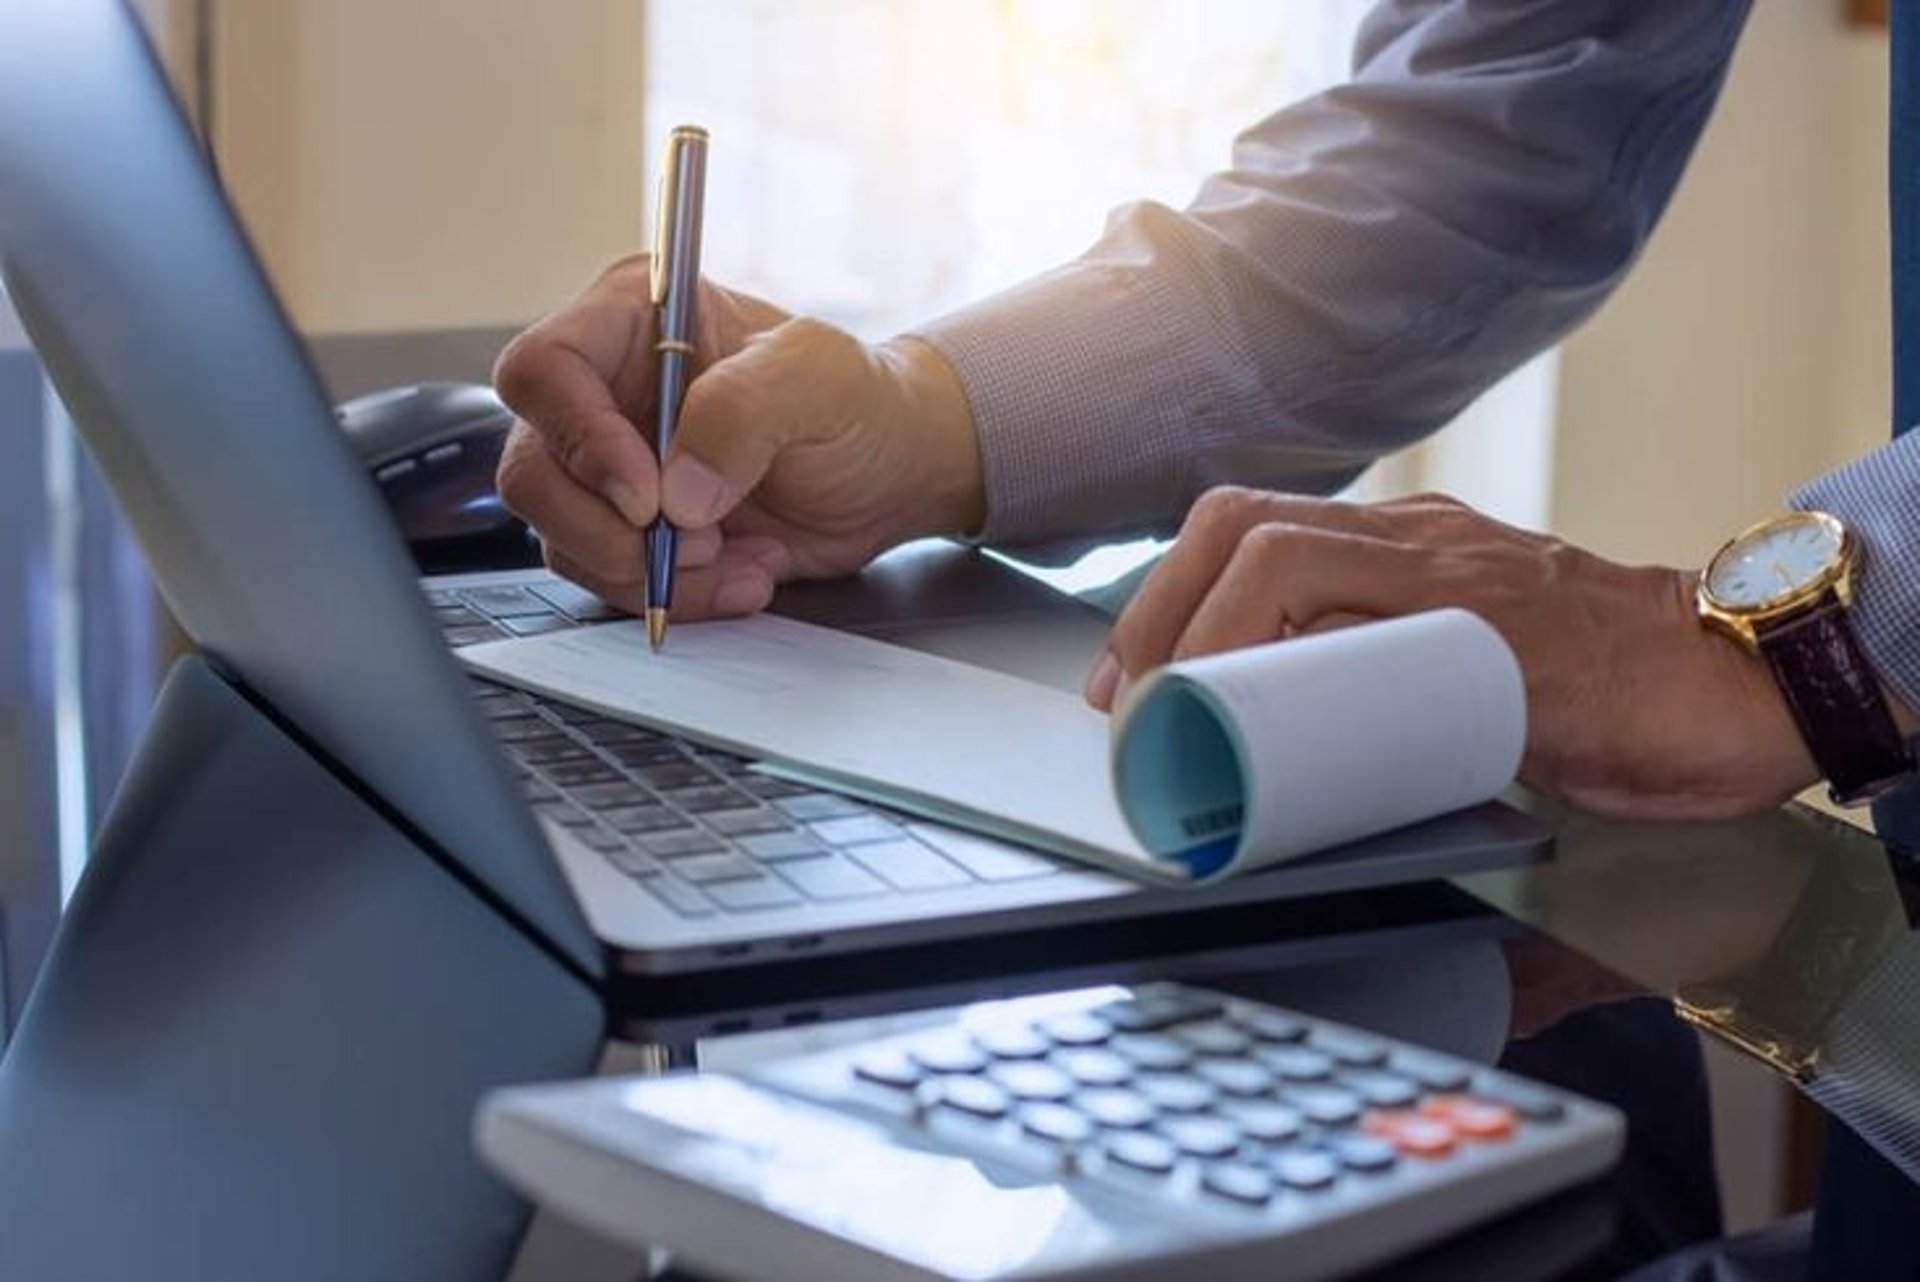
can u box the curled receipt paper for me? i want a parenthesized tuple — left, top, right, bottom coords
(1110, 608, 1526, 882)
(461, 606, 1526, 887)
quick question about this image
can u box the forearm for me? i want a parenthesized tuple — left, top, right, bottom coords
(914, 0, 1751, 547)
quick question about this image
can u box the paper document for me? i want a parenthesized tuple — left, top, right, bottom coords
(460, 608, 1525, 886)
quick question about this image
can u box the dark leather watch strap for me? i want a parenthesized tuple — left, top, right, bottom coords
(1756, 591, 1915, 805)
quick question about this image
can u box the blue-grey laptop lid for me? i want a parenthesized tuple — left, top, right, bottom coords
(0, 0, 600, 979)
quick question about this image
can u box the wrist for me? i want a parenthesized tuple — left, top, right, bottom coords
(879, 337, 986, 540)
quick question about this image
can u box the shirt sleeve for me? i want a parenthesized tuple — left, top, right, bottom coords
(912, 0, 1751, 547)
(1790, 434, 1920, 717)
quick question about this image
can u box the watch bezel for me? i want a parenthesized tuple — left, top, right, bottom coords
(1696, 511, 1857, 648)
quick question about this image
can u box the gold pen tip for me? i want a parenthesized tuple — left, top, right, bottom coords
(646, 609, 668, 652)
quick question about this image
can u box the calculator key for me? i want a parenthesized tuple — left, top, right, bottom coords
(1171, 1022, 1253, 1057)
(490, 716, 552, 743)
(986, 1061, 1076, 1103)
(1390, 1049, 1473, 1093)
(1215, 1099, 1302, 1144)
(674, 785, 759, 815)
(1019, 1103, 1095, 1147)
(532, 800, 596, 828)
(547, 760, 621, 787)
(1469, 1076, 1566, 1122)
(739, 775, 813, 800)
(1201, 1161, 1274, 1207)
(1103, 1132, 1178, 1175)
(600, 848, 664, 879)
(637, 763, 718, 792)
(573, 826, 630, 854)
(1036, 1012, 1112, 1047)
(1156, 1116, 1242, 1159)
(1324, 1135, 1398, 1174)
(1363, 1110, 1459, 1159)
(974, 1025, 1052, 1061)
(1054, 1048, 1133, 1087)
(910, 1037, 989, 1076)
(1095, 990, 1225, 1033)
(1310, 1027, 1389, 1067)
(1280, 1085, 1363, 1127)
(853, 1048, 924, 1091)
(609, 741, 685, 768)
(1269, 1148, 1341, 1191)
(1111, 1033, 1196, 1072)
(1076, 1088, 1156, 1130)
(1228, 1007, 1307, 1044)
(459, 584, 556, 618)
(1195, 1058, 1276, 1098)
(1257, 1045, 1335, 1082)
(933, 1076, 1011, 1120)
(1337, 1068, 1422, 1110)
(501, 613, 576, 637)
(1135, 1073, 1219, 1114)
(1421, 1095, 1517, 1141)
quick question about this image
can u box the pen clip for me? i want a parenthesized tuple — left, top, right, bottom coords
(649, 164, 673, 306)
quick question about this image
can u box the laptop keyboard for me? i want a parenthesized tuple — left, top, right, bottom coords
(429, 581, 1066, 919)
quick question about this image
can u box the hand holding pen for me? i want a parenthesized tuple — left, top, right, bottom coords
(644, 124, 710, 651)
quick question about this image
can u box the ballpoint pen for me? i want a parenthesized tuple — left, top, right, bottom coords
(645, 124, 709, 652)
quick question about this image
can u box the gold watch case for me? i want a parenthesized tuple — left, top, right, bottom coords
(1695, 511, 1859, 651)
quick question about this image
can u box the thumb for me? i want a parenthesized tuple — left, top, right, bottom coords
(660, 317, 870, 528)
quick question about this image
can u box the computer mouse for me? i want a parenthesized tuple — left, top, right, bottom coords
(334, 381, 542, 574)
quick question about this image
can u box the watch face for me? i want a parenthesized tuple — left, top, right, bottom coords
(1705, 513, 1846, 610)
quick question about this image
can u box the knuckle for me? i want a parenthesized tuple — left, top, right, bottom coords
(1243, 520, 1299, 561)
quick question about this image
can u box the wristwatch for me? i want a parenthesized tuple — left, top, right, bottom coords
(1696, 511, 1913, 805)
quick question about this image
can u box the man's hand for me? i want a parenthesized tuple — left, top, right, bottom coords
(493, 255, 986, 618)
(1085, 487, 1819, 820)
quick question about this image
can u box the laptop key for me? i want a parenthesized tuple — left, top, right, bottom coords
(777, 853, 888, 901)
(502, 613, 577, 637)
(444, 624, 504, 648)
(672, 785, 757, 814)
(531, 800, 596, 828)
(458, 584, 558, 618)
(909, 824, 1062, 881)
(547, 760, 622, 787)
(668, 853, 766, 884)
(704, 875, 806, 912)
(774, 793, 870, 822)
(530, 579, 624, 622)
(737, 831, 828, 862)
(636, 830, 728, 859)
(845, 839, 971, 891)
(807, 815, 900, 847)
(601, 805, 692, 835)
(513, 739, 592, 765)
(635, 877, 716, 918)
(570, 780, 654, 809)
(636, 762, 718, 791)
(702, 809, 792, 838)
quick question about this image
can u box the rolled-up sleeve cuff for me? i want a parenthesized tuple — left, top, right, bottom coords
(910, 257, 1209, 548)
(1790, 431, 1920, 717)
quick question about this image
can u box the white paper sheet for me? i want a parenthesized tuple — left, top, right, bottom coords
(459, 615, 1161, 877)
(460, 609, 1525, 886)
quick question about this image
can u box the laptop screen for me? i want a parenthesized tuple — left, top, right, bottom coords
(0, 0, 598, 977)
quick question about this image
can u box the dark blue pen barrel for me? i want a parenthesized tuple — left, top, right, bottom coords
(645, 520, 677, 612)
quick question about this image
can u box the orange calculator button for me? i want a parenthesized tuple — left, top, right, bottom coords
(1420, 1095, 1517, 1142)
(1361, 1110, 1457, 1159)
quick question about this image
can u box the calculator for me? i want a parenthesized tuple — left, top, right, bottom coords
(478, 984, 1624, 1281)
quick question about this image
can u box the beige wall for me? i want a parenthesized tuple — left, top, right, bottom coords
(1552, 3, 1892, 569)
(200, 0, 645, 335)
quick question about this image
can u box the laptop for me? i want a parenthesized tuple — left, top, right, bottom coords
(0, 0, 1550, 986)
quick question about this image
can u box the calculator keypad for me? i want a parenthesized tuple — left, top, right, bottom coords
(813, 985, 1575, 1215)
